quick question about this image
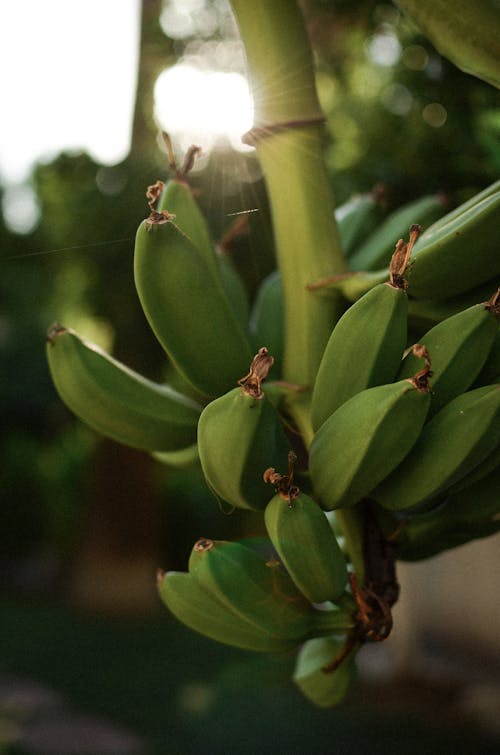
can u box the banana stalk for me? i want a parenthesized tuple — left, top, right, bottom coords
(230, 0, 347, 420)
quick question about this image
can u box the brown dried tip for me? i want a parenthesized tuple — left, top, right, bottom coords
(238, 347, 274, 398)
(388, 224, 422, 289)
(162, 132, 201, 179)
(146, 180, 165, 211)
(485, 287, 500, 317)
(194, 538, 214, 552)
(263, 451, 300, 506)
(144, 209, 175, 229)
(408, 343, 432, 392)
(46, 322, 67, 343)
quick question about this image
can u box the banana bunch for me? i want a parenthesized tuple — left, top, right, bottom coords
(309, 180, 500, 311)
(46, 147, 500, 710)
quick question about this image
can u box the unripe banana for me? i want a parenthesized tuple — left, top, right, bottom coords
(308, 182, 500, 304)
(157, 139, 251, 332)
(310, 347, 432, 510)
(407, 278, 500, 334)
(398, 291, 500, 417)
(349, 194, 447, 272)
(335, 190, 384, 257)
(374, 384, 500, 511)
(407, 188, 500, 300)
(311, 234, 419, 431)
(157, 569, 296, 652)
(46, 324, 201, 452)
(197, 348, 290, 510)
(157, 136, 217, 274)
(264, 488, 348, 603)
(249, 271, 284, 378)
(394, 0, 500, 89)
(394, 465, 500, 561)
(293, 636, 357, 708)
(134, 211, 253, 397)
(188, 538, 353, 641)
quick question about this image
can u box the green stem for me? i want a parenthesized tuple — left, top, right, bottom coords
(230, 0, 347, 392)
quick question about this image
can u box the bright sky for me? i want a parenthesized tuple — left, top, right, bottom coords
(0, 0, 141, 185)
(0, 0, 253, 232)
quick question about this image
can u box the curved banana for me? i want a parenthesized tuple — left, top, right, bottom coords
(349, 194, 446, 271)
(394, 0, 500, 89)
(407, 188, 500, 300)
(374, 384, 500, 511)
(293, 636, 357, 708)
(134, 211, 253, 397)
(308, 182, 500, 304)
(310, 347, 432, 510)
(407, 278, 500, 333)
(311, 234, 418, 431)
(398, 291, 500, 416)
(264, 489, 348, 603)
(46, 324, 201, 452)
(197, 348, 290, 511)
(188, 538, 353, 640)
(157, 569, 296, 652)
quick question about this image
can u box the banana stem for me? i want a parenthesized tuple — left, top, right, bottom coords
(230, 0, 347, 391)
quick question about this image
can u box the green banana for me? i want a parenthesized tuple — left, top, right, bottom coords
(157, 138, 251, 331)
(197, 348, 290, 510)
(308, 182, 500, 304)
(157, 569, 296, 652)
(188, 538, 353, 640)
(249, 271, 284, 378)
(349, 194, 447, 271)
(397, 291, 500, 417)
(46, 324, 201, 452)
(335, 190, 384, 258)
(407, 189, 500, 300)
(264, 489, 348, 603)
(157, 135, 217, 274)
(407, 278, 500, 334)
(309, 346, 432, 511)
(134, 210, 253, 397)
(374, 384, 500, 511)
(311, 234, 418, 431)
(293, 636, 357, 708)
(431, 179, 500, 226)
(394, 465, 500, 561)
(394, 0, 500, 89)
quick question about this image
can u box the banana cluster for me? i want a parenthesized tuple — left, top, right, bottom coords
(46, 159, 500, 709)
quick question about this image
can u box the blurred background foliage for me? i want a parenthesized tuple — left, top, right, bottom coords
(1, 1, 499, 752)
